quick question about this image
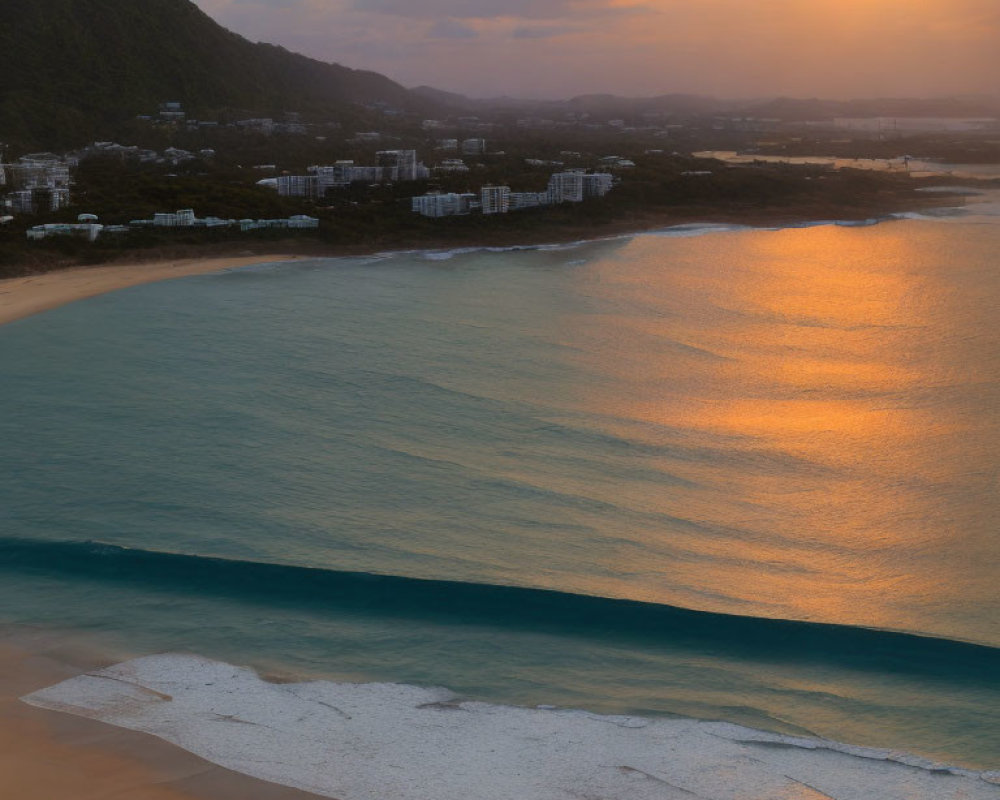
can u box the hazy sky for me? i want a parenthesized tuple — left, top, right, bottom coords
(192, 0, 1000, 100)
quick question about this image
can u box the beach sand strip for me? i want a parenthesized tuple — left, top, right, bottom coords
(0, 255, 303, 327)
(0, 634, 326, 800)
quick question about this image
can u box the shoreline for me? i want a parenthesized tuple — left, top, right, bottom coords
(0, 194, 967, 328)
(0, 253, 306, 327)
(16, 645, 998, 800)
(2, 189, 996, 799)
(0, 629, 327, 800)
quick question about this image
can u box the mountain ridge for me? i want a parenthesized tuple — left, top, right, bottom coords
(0, 0, 433, 149)
(413, 85, 1000, 120)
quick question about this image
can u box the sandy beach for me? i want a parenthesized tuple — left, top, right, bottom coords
(0, 254, 304, 327)
(0, 630, 326, 800)
(0, 255, 313, 788)
(2, 197, 992, 799)
(0, 186, 968, 329)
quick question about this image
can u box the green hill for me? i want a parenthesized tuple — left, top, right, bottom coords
(0, 0, 429, 149)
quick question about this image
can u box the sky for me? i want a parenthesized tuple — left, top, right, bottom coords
(191, 0, 1000, 100)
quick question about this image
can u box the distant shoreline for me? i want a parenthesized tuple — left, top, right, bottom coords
(0, 254, 307, 327)
(0, 192, 962, 328)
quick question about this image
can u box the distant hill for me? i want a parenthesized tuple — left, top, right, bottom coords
(411, 86, 476, 110)
(0, 0, 433, 149)
(409, 88, 738, 117)
(562, 93, 737, 116)
(746, 95, 1000, 121)
(411, 86, 1000, 122)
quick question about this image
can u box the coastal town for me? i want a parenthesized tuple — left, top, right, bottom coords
(0, 131, 620, 242)
(1, 97, 997, 259)
(4, 3, 1000, 800)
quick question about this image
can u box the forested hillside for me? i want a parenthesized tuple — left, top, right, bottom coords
(0, 0, 428, 149)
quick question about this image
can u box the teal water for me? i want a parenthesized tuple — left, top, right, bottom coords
(2, 211, 999, 768)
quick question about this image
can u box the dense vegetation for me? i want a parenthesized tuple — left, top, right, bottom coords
(0, 0, 431, 150)
(0, 147, 941, 278)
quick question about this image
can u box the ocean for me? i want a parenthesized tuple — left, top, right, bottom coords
(3, 195, 1000, 797)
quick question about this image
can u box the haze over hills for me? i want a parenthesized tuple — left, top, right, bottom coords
(1, 0, 997, 153)
(411, 85, 1000, 121)
(0, 0, 435, 150)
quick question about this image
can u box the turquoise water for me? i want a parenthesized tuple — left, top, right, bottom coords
(2, 212, 998, 768)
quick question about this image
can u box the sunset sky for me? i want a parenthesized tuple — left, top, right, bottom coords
(191, 0, 1000, 100)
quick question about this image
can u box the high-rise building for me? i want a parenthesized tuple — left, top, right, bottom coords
(480, 185, 511, 215)
(547, 171, 584, 204)
(377, 149, 419, 181)
(276, 174, 319, 197)
(582, 173, 614, 197)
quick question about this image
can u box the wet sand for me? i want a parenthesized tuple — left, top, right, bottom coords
(0, 254, 304, 327)
(0, 631, 327, 800)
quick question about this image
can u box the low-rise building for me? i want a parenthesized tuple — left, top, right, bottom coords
(600, 156, 636, 168)
(236, 118, 275, 134)
(129, 209, 317, 233)
(461, 138, 487, 155)
(130, 209, 233, 229)
(239, 215, 319, 232)
(152, 209, 197, 227)
(27, 222, 102, 241)
(435, 159, 470, 173)
(412, 169, 614, 220)
(509, 192, 550, 210)
(411, 192, 476, 217)
(272, 153, 430, 198)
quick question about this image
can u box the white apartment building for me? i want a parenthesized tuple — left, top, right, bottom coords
(8, 155, 72, 212)
(278, 153, 429, 198)
(277, 174, 319, 197)
(480, 185, 511, 215)
(27, 222, 103, 242)
(377, 150, 422, 182)
(152, 209, 198, 227)
(547, 171, 584, 204)
(509, 191, 550, 210)
(411, 192, 476, 217)
(582, 172, 614, 197)
(133, 209, 231, 228)
(239, 215, 319, 232)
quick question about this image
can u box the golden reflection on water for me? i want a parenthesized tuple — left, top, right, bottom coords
(568, 223, 999, 642)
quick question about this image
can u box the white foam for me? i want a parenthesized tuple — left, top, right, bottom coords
(646, 222, 754, 237)
(23, 654, 997, 800)
(416, 240, 597, 261)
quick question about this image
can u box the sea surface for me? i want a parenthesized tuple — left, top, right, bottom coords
(2, 193, 999, 778)
(693, 150, 1000, 181)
